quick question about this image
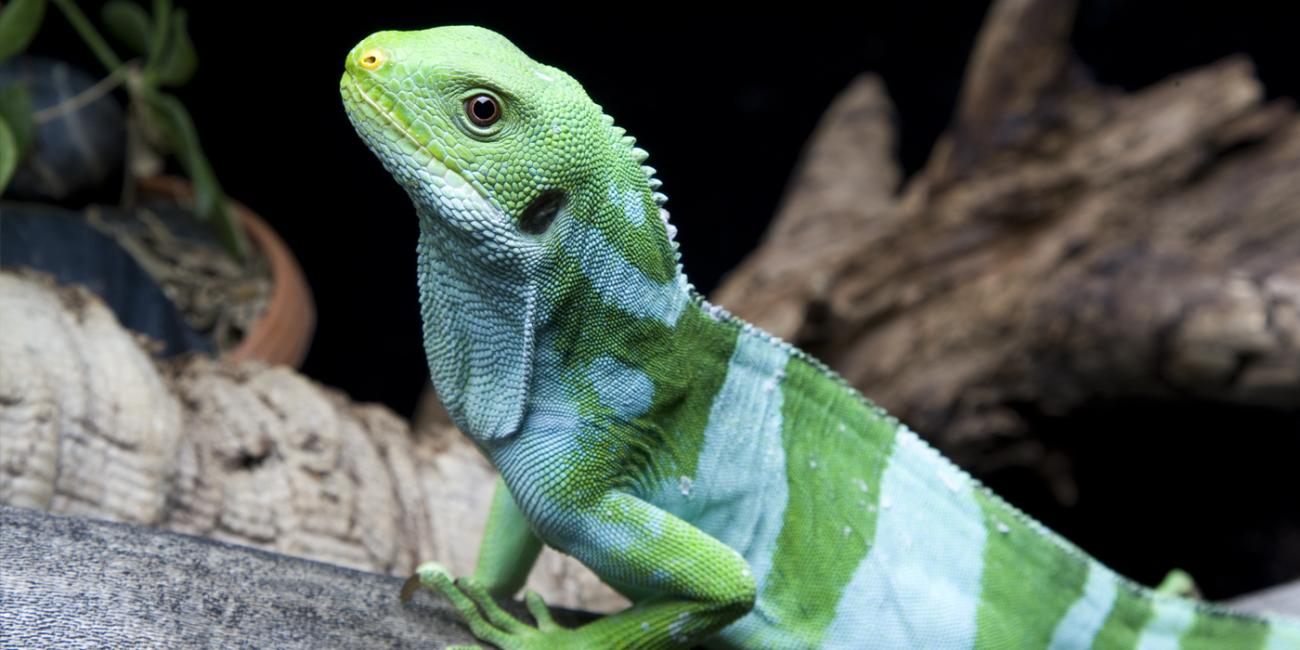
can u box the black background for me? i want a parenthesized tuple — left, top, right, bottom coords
(26, 1, 1300, 599)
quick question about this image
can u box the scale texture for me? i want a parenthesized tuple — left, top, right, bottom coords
(340, 25, 1300, 649)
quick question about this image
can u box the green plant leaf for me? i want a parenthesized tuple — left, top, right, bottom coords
(140, 88, 247, 261)
(142, 89, 215, 213)
(0, 84, 34, 155)
(0, 0, 47, 63)
(101, 0, 152, 56)
(145, 0, 170, 70)
(0, 115, 17, 194)
(153, 8, 195, 86)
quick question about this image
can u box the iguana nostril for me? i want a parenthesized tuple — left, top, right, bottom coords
(359, 49, 384, 71)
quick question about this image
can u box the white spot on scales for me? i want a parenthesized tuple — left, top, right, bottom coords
(610, 185, 647, 227)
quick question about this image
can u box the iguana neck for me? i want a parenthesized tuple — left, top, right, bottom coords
(521, 119, 695, 423)
(526, 178, 698, 419)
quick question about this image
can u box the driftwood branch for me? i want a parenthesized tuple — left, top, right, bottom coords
(716, 0, 1300, 467)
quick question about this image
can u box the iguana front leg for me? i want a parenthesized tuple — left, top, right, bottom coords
(408, 490, 757, 649)
(473, 476, 543, 597)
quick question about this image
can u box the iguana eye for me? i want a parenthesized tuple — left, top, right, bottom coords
(466, 95, 500, 126)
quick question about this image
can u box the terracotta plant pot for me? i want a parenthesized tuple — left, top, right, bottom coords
(138, 175, 315, 368)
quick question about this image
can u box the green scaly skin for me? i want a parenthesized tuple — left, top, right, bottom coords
(341, 25, 1300, 650)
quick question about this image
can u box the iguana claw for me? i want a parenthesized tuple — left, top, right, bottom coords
(403, 561, 572, 650)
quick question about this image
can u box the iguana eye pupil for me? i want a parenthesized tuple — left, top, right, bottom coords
(467, 95, 500, 126)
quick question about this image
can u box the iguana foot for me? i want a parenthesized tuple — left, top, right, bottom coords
(403, 561, 574, 650)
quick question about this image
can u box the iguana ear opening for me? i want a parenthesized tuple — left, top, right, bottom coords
(518, 190, 565, 236)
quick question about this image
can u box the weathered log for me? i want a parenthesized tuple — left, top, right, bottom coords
(3, 506, 1296, 649)
(0, 505, 594, 648)
(0, 269, 621, 613)
(715, 0, 1300, 475)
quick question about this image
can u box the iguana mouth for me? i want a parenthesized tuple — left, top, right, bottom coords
(340, 72, 495, 211)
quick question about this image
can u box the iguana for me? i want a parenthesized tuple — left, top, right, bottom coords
(339, 25, 1300, 650)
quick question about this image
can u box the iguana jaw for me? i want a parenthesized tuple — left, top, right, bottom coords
(340, 71, 505, 234)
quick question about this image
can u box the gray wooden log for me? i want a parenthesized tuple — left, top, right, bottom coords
(0, 505, 594, 648)
(3, 505, 1295, 649)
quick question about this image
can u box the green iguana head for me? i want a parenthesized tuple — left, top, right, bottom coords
(341, 26, 682, 442)
(343, 26, 599, 241)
